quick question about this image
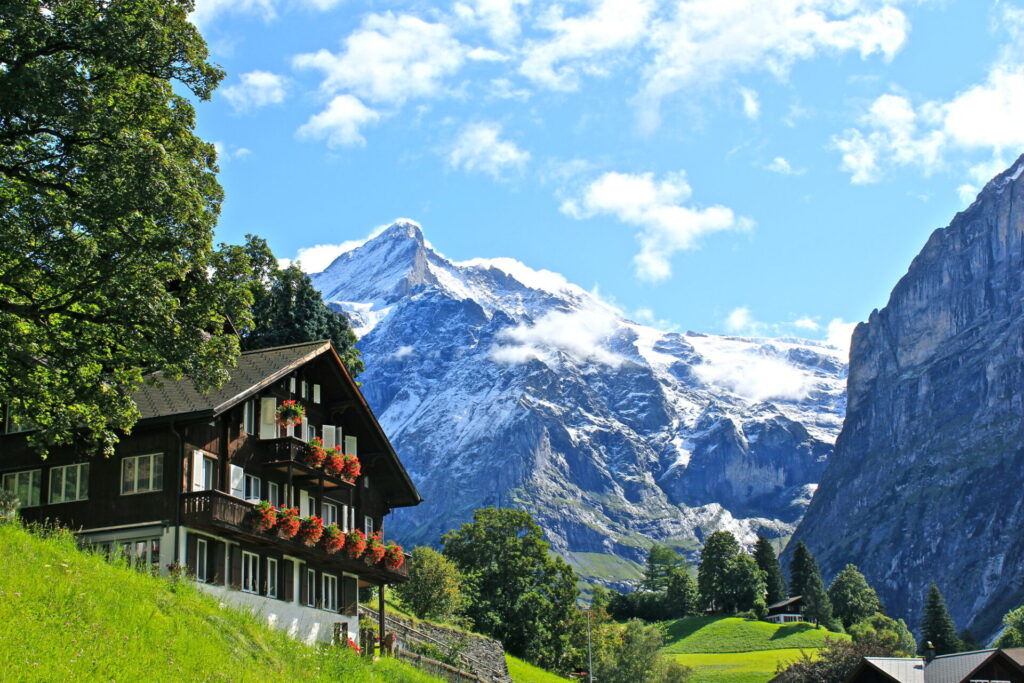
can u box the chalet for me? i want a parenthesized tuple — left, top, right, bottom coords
(765, 596, 806, 624)
(0, 340, 422, 645)
(845, 648, 1024, 683)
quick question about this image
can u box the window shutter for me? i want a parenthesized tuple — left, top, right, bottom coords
(322, 425, 335, 449)
(299, 564, 308, 605)
(289, 377, 296, 394)
(341, 504, 349, 531)
(229, 545, 241, 590)
(344, 435, 357, 458)
(259, 397, 277, 440)
(229, 465, 244, 499)
(301, 417, 309, 442)
(299, 490, 310, 518)
(313, 384, 321, 404)
(191, 451, 205, 491)
(212, 541, 226, 585)
(282, 559, 294, 602)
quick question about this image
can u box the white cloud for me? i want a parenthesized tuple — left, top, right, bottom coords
(191, 0, 339, 26)
(825, 318, 857, 355)
(392, 345, 415, 359)
(453, 0, 530, 44)
(519, 0, 654, 91)
(765, 156, 804, 175)
(490, 306, 624, 367)
(739, 87, 760, 120)
(458, 256, 584, 297)
(636, 1, 908, 130)
(293, 13, 467, 105)
(282, 221, 413, 274)
(297, 95, 381, 148)
(213, 141, 252, 162)
(693, 343, 814, 402)
(489, 77, 531, 100)
(222, 70, 287, 112)
(793, 317, 820, 331)
(561, 171, 750, 282)
(448, 122, 530, 178)
(725, 307, 756, 334)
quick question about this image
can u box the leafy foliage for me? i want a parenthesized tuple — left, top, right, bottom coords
(754, 535, 787, 606)
(828, 564, 883, 629)
(667, 566, 699, 618)
(0, 0, 256, 455)
(393, 546, 464, 622)
(441, 507, 581, 671)
(697, 530, 741, 612)
(995, 605, 1024, 648)
(591, 619, 691, 683)
(643, 544, 684, 592)
(848, 613, 917, 656)
(920, 582, 961, 655)
(773, 634, 902, 683)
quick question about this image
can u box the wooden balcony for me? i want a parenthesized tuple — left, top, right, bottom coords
(180, 490, 410, 583)
(256, 436, 356, 492)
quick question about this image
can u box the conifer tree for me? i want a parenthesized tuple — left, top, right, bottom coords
(802, 571, 834, 628)
(642, 545, 683, 593)
(754, 536, 787, 605)
(698, 531, 741, 612)
(788, 541, 819, 597)
(667, 566, 699, 617)
(828, 564, 883, 629)
(920, 583, 961, 655)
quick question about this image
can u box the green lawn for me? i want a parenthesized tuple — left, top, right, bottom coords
(506, 654, 569, 683)
(0, 522, 439, 682)
(660, 616, 844, 654)
(668, 648, 816, 683)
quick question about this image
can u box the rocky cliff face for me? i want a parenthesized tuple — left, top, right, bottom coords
(313, 222, 846, 586)
(789, 156, 1024, 640)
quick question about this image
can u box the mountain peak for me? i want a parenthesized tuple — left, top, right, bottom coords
(374, 219, 425, 246)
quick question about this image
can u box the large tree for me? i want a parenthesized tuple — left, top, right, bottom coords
(995, 605, 1024, 648)
(697, 530, 741, 612)
(442, 507, 581, 670)
(920, 583, 961, 655)
(392, 546, 464, 621)
(754, 536, 787, 605)
(1, 0, 254, 454)
(667, 566, 699, 618)
(828, 564, 883, 629)
(788, 541, 819, 598)
(802, 571, 835, 628)
(723, 554, 767, 615)
(642, 544, 684, 593)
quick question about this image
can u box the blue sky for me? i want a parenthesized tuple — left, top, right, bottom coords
(192, 0, 1024, 349)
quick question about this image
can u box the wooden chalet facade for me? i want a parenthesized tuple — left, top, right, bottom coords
(765, 595, 806, 624)
(0, 340, 422, 644)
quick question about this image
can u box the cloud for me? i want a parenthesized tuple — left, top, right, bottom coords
(765, 157, 804, 175)
(519, 0, 654, 91)
(448, 122, 530, 178)
(458, 256, 583, 296)
(692, 340, 815, 402)
(489, 77, 531, 100)
(636, 1, 908, 130)
(281, 220, 414, 273)
(392, 345, 415, 359)
(490, 306, 624, 367)
(725, 307, 756, 334)
(213, 141, 252, 162)
(297, 95, 381, 148)
(739, 87, 760, 120)
(793, 317, 820, 331)
(293, 13, 467, 105)
(453, 0, 530, 44)
(825, 318, 857, 355)
(191, 0, 339, 26)
(222, 70, 287, 112)
(561, 171, 751, 282)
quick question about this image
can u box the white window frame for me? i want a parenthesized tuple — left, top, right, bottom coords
(289, 377, 296, 394)
(306, 568, 316, 607)
(241, 551, 259, 594)
(1, 469, 41, 507)
(267, 558, 278, 599)
(202, 456, 216, 491)
(267, 481, 280, 507)
(301, 380, 309, 399)
(49, 463, 90, 504)
(364, 515, 374, 537)
(121, 454, 162, 495)
(323, 573, 338, 612)
(313, 384, 321, 404)
(243, 400, 256, 435)
(243, 473, 261, 503)
(196, 539, 208, 582)
(323, 502, 338, 526)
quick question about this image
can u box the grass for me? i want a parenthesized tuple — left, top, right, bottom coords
(566, 551, 644, 583)
(0, 522, 439, 682)
(667, 648, 815, 683)
(505, 654, 568, 683)
(660, 616, 845, 654)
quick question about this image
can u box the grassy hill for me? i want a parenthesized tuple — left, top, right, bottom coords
(659, 616, 848, 683)
(0, 522, 438, 682)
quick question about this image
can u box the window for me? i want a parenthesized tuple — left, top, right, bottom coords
(313, 384, 321, 404)
(243, 400, 256, 435)
(301, 380, 309, 399)
(4, 413, 32, 434)
(121, 454, 162, 495)
(289, 377, 296, 394)
(267, 481, 281, 507)
(267, 558, 278, 598)
(364, 515, 374, 537)
(196, 539, 208, 582)
(201, 456, 215, 490)
(120, 537, 160, 573)
(323, 573, 338, 611)
(241, 551, 259, 593)
(306, 568, 316, 607)
(50, 463, 89, 503)
(323, 502, 338, 526)
(244, 474, 261, 502)
(1, 469, 41, 507)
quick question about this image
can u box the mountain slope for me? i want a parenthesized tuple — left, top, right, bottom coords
(789, 155, 1024, 640)
(313, 222, 847, 582)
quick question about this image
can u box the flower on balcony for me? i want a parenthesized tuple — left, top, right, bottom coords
(251, 501, 278, 533)
(276, 400, 305, 428)
(321, 524, 345, 554)
(365, 530, 386, 564)
(382, 542, 405, 571)
(305, 437, 328, 468)
(341, 453, 361, 483)
(298, 515, 324, 547)
(344, 529, 367, 559)
(276, 507, 300, 539)
(324, 449, 344, 479)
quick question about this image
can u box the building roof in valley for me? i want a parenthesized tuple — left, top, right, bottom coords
(767, 596, 803, 611)
(857, 657, 926, 683)
(924, 649, 1006, 683)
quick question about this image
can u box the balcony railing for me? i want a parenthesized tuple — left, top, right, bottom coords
(180, 490, 409, 582)
(256, 436, 355, 490)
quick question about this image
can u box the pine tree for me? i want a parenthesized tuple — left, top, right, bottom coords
(788, 541, 819, 598)
(828, 564, 883, 629)
(642, 545, 683, 593)
(802, 571, 834, 628)
(698, 531, 740, 612)
(667, 567, 699, 618)
(754, 536, 787, 605)
(920, 583, 962, 655)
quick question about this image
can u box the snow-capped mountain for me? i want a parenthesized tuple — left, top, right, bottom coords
(313, 220, 847, 585)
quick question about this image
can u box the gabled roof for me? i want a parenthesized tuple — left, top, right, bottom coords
(926, 649, 1015, 683)
(856, 657, 926, 683)
(767, 596, 803, 611)
(133, 341, 331, 420)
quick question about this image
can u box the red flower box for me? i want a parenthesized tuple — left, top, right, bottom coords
(383, 542, 405, 570)
(321, 524, 345, 554)
(344, 529, 367, 559)
(276, 507, 300, 539)
(251, 501, 277, 533)
(276, 400, 305, 428)
(298, 515, 324, 547)
(341, 454, 361, 483)
(306, 437, 327, 468)
(365, 531, 385, 564)
(325, 450, 344, 478)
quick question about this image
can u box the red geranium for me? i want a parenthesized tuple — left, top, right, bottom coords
(325, 448, 344, 478)
(298, 515, 324, 547)
(276, 400, 305, 428)
(341, 454, 361, 483)
(344, 529, 367, 559)
(321, 524, 345, 554)
(365, 530, 386, 564)
(276, 507, 300, 539)
(251, 501, 277, 533)
(306, 437, 327, 468)
(383, 542, 405, 570)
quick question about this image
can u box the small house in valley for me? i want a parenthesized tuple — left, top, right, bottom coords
(0, 340, 421, 645)
(844, 648, 1024, 683)
(765, 596, 806, 624)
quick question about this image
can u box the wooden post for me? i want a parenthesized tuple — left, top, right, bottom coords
(378, 582, 386, 656)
